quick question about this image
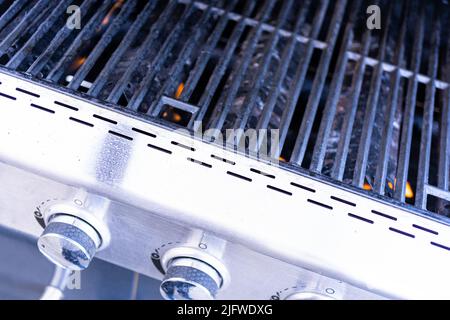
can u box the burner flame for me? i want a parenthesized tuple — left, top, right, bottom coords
(70, 56, 87, 71)
(175, 82, 184, 99)
(102, 0, 124, 26)
(364, 179, 414, 199)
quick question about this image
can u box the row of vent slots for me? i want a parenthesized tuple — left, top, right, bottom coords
(0, 84, 448, 252)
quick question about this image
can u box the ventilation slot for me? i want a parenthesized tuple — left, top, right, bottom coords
(307, 199, 333, 210)
(267, 185, 292, 196)
(211, 154, 235, 165)
(69, 117, 94, 127)
(0, 92, 16, 100)
(94, 114, 117, 124)
(431, 242, 450, 252)
(227, 171, 252, 182)
(251, 168, 275, 179)
(389, 228, 415, 238)
(147, 143, 172, 154)
(108, 130, 133, 141)
(172, 141, 195, 151)
(371, 210, 397, 221)
(290, 182, 315, 193)
(132, 127, 156, 138)
(348, 213, 374, 224)
(412, 224, 438, 235)
(30, 103, 54, 114)
(54, 101, 78, 111)
(330, 196, 356, 207)
(187, 157, 212, 168)
(15, 87, 39, 97)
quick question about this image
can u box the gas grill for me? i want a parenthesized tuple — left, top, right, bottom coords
(0, 0, 449, 300)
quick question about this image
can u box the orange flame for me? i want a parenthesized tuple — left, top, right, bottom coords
(364, 178, 414, 199)
(363, 183, 372, 191)
(389, 178, 414, 199)
(70, 56, 87, 71)
(405, 181, 414, 199)
(162, 109, 182, 123)
(102, 0, 124, 26)
(172, 113, 182, 122)
(175, 82, 184, 99)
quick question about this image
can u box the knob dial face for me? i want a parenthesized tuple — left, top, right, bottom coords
(38, 215, 101, 270)
(160, 258, 222, 300)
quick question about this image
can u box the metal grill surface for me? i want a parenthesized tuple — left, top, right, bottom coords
(0, 0, 448, 218)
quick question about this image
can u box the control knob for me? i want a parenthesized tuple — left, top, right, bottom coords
(160, 257, 223, 300)
(38, 214, 101, 270)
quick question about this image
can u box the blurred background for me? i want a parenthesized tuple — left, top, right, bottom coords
(0, 225, 162, 300)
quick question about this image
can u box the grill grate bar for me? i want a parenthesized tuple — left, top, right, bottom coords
(5, 0, 73, 70)
(0, 0, 52, 56)
(394, 2, 426, 202)
(415, 12, 441, 208)
(346, 53, 449, 90)
(67, 0, 137, 91)
(253, 0, 312, 152)
(2, 4, 52, 61)
(149, 1, 224, 116)
(0, 0, 27, 34)
(426, 185, 450, 202)
(276, 0, 330, 154)
(352, 1, 394, 187)
(439, 44, 450, 191)
(373, 0, 409, 195)
(290, 0, 348, 164)
(87, 1, 160, 97)
(180, 0, 329, 49)
(177, 0, 239, 102)
(26, 0, 99, 76)
(331, 24, 373, 181)
(188, 1, 257, 131)
(106, 1, 179, 104)
(231, 0, 294, 144)
(309, 1, 361, 172)
(127, 2, 200, 111)
(206, 0, 276, 138)
(45, 1, 113, 82)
